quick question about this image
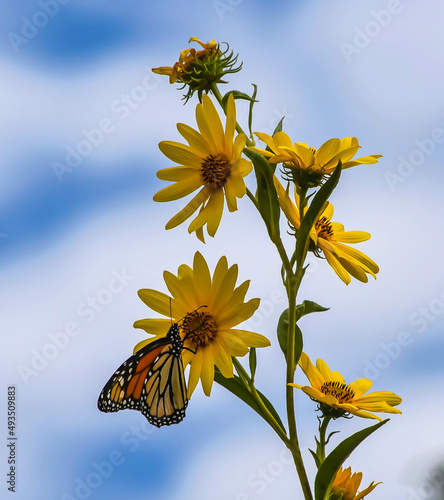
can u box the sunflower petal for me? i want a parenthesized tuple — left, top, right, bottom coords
(315, 138, 340, 164)
(228, 329, 270, 347)
(354, 391, 402, 407)
(219, 331, 249, 357)
(299, 353, 325, 391)
(133, 318, 174, 334)
(159, 140, 203, 167)
(218, 298, 260, 329)
(192, 251, 211, 304)
(157, 166, 200, 182)
(164, 188, 209, 229)
(153, 176, 203, 202)
(187, 348, 202, 398)
(334, 231, 371, 243)
(200, 345, 215, 396)
(210, 338, 234, 378)
(177, 123, 211, 156)
(321, 246, 352, 285)
(348, 378, 373, 398)
(137, 289, 171, 316)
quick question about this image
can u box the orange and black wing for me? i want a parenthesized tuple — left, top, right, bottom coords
(98, 324, 188, 427)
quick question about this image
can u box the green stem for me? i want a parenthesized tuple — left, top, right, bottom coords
(211, 80, 312, 499)
(317, 416, 332, 465)
(232, 358, 289, 445)
(298, 186, 308, 226)
(247, 185, 312, 498)
(285, 273, 313, 500)
(284, 186, 313, 500)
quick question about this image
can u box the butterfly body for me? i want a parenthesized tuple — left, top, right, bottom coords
(98, 324, 188, 427)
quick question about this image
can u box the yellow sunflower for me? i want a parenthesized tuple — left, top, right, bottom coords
(274, 177, 379, 285)
(330, 467, 380, 500)
(153, 94, 252, 242)
(249, 133, 381, 187)
(152, 37, 219, 84)
(289, 353, 402, 421)
(133, 252, 270, 397)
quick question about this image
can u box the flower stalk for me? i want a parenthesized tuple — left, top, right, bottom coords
(97, 36, 403, 500)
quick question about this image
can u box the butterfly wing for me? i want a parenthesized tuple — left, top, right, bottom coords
(98, 325, 188, 427)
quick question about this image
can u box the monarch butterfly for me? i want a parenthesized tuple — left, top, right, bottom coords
(98, 323, 188, 427)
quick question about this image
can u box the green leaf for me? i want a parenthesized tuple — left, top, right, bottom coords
(221, 89, 258, 110)
(296, 300, 330, 322)
(309, 448, 322, 469)
(214, 368, 286, 433)
(244, 148, 281, 240)
(249, 347, 257, 381)
(248, 84, 258, 141)
(277, 308, 303, 362)
(295, 160, 342, 269)
(314, 419, 388, 500)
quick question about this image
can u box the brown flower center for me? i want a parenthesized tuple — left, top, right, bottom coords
(315, 216, 334, 240)
(321, 381, 355, 403)
(200, 153, 231, 190)
(182, 310, 217, 347)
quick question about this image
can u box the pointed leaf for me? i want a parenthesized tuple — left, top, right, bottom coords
(309, 448, 322, 469)
(277, 308, 303, 363)
(244, 148, 281, 241)
(314, 419, 388, 500)
(296, 300, 330, 321)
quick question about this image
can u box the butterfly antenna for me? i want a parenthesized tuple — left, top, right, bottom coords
(169, 297, 173, 326)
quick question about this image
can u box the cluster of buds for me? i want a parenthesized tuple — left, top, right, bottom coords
(152, 37, 242, 102)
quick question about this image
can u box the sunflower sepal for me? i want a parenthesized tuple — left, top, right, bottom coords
(244, 148, 281, 241)
(277, 308, 303, 364)
(314, 419, 388, 500)
(295, 160, 342, 270)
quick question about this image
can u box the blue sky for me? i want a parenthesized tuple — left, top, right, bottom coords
(2, 1, 444, 499)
